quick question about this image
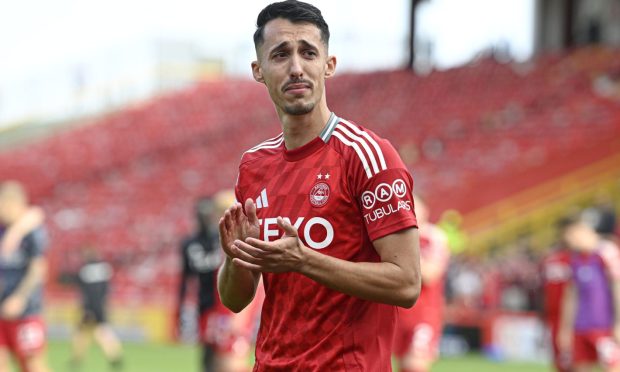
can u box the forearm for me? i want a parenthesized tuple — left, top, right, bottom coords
(8, 207, 44, 236)
(299, 249, 420, 308)
(13, 258, 47, 298)
(559, 285, 576, 335)
(217, 257, 259, 313)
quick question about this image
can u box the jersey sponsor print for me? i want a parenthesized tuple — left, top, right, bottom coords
(235, 113, 417, 371)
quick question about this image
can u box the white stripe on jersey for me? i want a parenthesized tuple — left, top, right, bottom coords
(320, 114, 339, 142)
(340, 119, 387, 171)
(332, 131, 373, 179)
(247, 133, 284, 151)
(246, 136, 284, 153)
(335, 124, 380, 175)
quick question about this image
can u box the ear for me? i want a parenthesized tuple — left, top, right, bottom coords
(324, 55, 337, 79)
(251, 61, 264, 83)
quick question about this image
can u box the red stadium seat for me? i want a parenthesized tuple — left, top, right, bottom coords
(1, 46, 619, 299)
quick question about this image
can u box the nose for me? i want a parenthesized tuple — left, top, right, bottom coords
(289, 54, 303, 79)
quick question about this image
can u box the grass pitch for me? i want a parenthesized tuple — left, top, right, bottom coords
(30, 340, 548, 372)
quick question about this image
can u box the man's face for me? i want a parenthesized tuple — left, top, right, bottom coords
(252, 18, 335, 116)
(0, 197, 21, 225)
(563, 222, 599, 252)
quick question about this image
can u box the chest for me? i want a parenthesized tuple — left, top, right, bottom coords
(241, 154, 359, 251)
(573, 257, 607, 287)
(0, 239, 31, 268)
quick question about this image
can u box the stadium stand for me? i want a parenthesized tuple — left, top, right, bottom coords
(1, 46, 619, 299)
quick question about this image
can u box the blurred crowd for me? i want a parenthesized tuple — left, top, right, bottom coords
(445, 196, 618, 314)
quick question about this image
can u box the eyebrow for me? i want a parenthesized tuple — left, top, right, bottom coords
(268, 41, 290, 55)
(299, 39, 319, 51)
(268, 39, 320, 55)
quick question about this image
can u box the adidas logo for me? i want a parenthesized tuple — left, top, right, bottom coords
(255, 188, 269, 209)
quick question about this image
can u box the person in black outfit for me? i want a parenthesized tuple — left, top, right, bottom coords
(69, 247, 123, 371)
(177, 197, 226, 372)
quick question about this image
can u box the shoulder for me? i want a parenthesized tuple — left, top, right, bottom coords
(24, 226, 48, 246)
(239, 133, 284, 166)
(599, 240, 619, 256)
(328, 117, 403, 178)
(598, 240, 620, 272)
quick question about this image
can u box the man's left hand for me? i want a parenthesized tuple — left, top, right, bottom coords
(231, 217, 307, 273)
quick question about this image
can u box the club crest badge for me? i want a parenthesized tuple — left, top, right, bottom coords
(309, 182, 330, 207)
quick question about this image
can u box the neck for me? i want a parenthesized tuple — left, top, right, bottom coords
(278, 103, 332, 150)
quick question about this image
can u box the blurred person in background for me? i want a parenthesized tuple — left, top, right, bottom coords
(177, 195, 223, 371)
(214, 190, 265, 372)
(0, 181, 50, 372)
(437, 209, 467, 255)
(69, 246, 123, 371)
(212, 190, 263, 372)
(582, 193, 617, 242)
(558, 215, 620, 372)
(541, 218, 574, 372)
(178, 191, 256, 372)
(394, 195, 450, 372)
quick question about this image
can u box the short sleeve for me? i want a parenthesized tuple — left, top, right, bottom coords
(348, 135, 417, 241)
(234, 165, 244, 205)
(26, 227, 48, 258)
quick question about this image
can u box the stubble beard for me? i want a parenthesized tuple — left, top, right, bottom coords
(283, 101, 315, 115)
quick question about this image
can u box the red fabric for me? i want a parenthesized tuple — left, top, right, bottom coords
(398, 226, 449, 328)
(235, 119, 417, 371)
(199, 305, 234, 352)
(573, 330, 620, 367)
(200, 288, 264, 355)
(541, 249, 571, 323)
(0, 316, 46, 369)
(394, 226, 448, 361)
(393, 320, 442, 360)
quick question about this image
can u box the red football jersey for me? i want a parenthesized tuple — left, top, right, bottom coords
(541, 249, 571, 324)
(398, 223, 449, 327)
(235, 113, 418, 371)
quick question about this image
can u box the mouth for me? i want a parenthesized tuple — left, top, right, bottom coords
(283, 82, 311, 95)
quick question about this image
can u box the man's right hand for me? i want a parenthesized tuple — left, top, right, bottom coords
(219, 199, 260, 259)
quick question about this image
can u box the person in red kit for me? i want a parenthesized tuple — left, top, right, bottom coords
(558, 216, 620, 372)
(0, 181, 50, 372)
(541, 219, 573, 372)
(217, 1, 422, 371)
(394, 195, 450, 372)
